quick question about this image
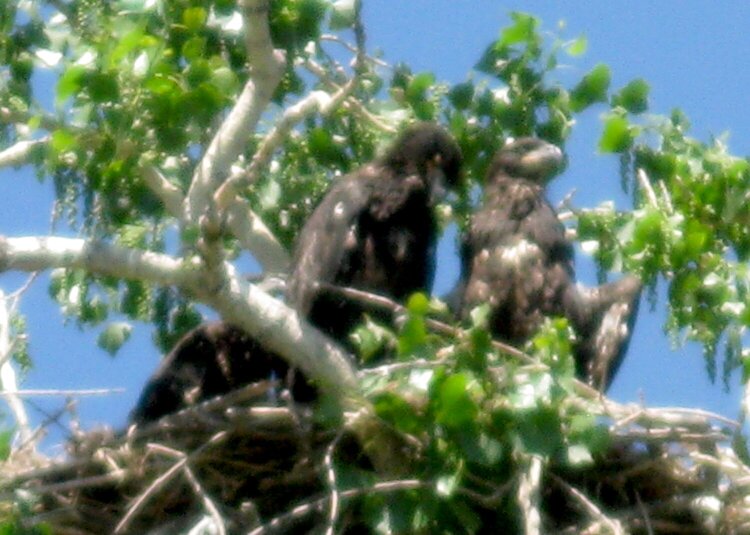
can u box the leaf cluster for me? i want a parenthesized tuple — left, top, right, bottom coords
(342, 297, 607, 531)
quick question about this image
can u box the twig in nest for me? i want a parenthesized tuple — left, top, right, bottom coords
(182, 461, 227, 535)
(634, 490, 655, 535)
(318, 283, 533, 363)
(549, 472, 625, 535)
(115, 431, 229, 533)
(247, 479, 427, 535)
(130, 380, 277, 438)
(517, 454, 543, 535)
(323, 433, 344, 535)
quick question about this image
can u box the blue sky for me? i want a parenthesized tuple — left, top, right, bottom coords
(2, 2, 749, 450)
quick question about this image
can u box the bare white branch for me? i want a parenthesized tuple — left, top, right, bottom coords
(0, 138, 48, 169)
(140, 165, 184, 217)
(636, 168, 660, 208)
(303, 58, 397, 134)
(0, 236, 198, 288)
(517, 454, 543, 535)
(0, 290, 32, 446)
(0, 235, 358, 405)
(184, 0, 285, 226)
(197, 262, 359, 402)
(224, 199, 290, 271)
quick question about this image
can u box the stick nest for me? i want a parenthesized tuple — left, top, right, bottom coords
(2, 380, 750, 534)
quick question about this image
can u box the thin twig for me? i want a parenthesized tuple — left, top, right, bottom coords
(634, 490, 655, 535)
(182, 463, 227, 535)
(303, 58, 397, 133)
(115, 431, 229, 533)
(636, 168, 659, 209)
(320, 282, 534, 363)
(323, 433, 343, 535)
(549, 473, 625, 535)
(517, 454, 543, 535)
(1, 388, 125, 397)
(247, 479, 427, 535)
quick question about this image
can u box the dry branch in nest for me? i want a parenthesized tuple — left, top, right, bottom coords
(3, 367, 750, 534)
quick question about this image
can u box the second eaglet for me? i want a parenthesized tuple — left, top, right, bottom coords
(457, 137, 641, 390)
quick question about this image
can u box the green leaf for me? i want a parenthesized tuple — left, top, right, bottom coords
(436, 473, 460, 497)
(500, 12, 539, 47)
(211, 66, 239, 95)
(51, 129, 78, 153)
(374, 393, 422, 435)
(350, 318, 392, 362)
(308, 127, 346, 165)
(435, 374, 477, 429)
(398, 315, 427, 356)
(613, 78, 650, 114)
(469, 303, 491, 329)
(0, 429, 12, 461)
(406, 292, 430, 315)
(56, 66, 87, 102)
(145, 75, 179, 95)
(98, 322, 133, 356)
(570, 63, 611, 112)
(330, 0, 355, 29)
(515, 407, 563, 457)
(405, 72, 435, 104)
(599, 113, 632, 153)
(181, 37, 206, 60)
(86, 72, 119, 103)
(182, 6, 207, 31)
(565, 35, 587, 56)
(448, 82, 474, 110)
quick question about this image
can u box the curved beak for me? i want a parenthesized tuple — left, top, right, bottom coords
(519, 143, 565, 180)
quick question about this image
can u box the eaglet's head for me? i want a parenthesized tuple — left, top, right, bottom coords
(382, 122, 463, 198)
(487, 137, 564, 185)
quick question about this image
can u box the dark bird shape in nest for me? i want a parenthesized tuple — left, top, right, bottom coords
(131, 123, 462, 423)
(455, 137, 641, 390)
(287, 121, 462, 342)
(129, 322, 314, 424)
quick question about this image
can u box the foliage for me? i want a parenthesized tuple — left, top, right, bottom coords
(1, 0, 750, 533)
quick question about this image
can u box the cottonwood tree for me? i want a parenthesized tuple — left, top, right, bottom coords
(1, 1, 750, 533)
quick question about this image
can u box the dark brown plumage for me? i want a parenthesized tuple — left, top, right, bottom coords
(129, 322, 316, 424)
(131, 123, 462, 423)
(287, 122, 462, 342)
(457, 137, 640, 390)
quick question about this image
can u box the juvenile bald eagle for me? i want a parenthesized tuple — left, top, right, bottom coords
(130, 323, 276, 424)
(457, 137, 640, 390)
(131, 123, 462, 423)
(287, 122, 462, 342)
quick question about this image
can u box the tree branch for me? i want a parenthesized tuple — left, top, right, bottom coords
(223, 198, 290, 271)
(0, 138, 48, 169)
(0, 235, 412, 474)
(140, 165, 184, 217)
(196, 263, 359, 401)
(0, 107, 61, 132)
(0, 290, 32, 447)
(0, 236, 198, 288)
(184, 0, 285, 226)
(303, 58, 397, 134)
(215, 87, 353, 204)
(517, 454, 543, 535)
